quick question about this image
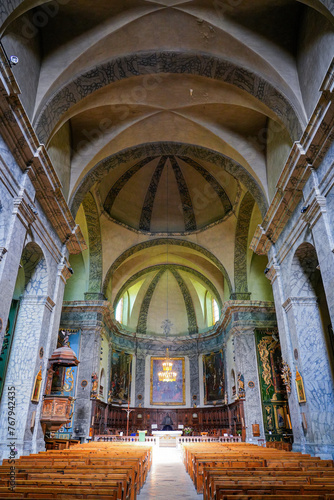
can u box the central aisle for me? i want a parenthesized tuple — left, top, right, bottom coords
(137, 447, 201, 499)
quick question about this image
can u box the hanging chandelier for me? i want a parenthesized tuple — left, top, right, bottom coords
(157, 161, 177, 383)
(158, 348, 177, 382)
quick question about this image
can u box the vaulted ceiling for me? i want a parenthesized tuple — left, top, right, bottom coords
(2, 0, 333, 338)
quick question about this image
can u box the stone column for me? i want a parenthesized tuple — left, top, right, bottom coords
(135, 354, 146, 407)
(233, 328, 265, 442)
(72, 326, 102, 439)
(303, 169, 334, 328)
(283, 296, 334, 458)
(0, 294, 55, 460)
(29, 254, 72, 454)
(266, 252, 304, 448)
(0, 174, 36, 346)
(189, 353, 200, 405)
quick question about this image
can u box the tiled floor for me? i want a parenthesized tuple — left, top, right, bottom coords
(138, 447, 201, 499)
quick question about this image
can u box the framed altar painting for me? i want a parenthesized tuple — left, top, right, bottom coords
(203, 350, 225, 404)
(150, 357, 185, 405)
(31, 369, 42, 402)
(295, 370, 306, 403)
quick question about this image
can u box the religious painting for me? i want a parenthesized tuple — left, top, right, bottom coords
(295, 370, 306, 403)
(108, 350, 132, 404)
(150, 357, 185, 405)
(203, 350, 225, 404)
(31, 369, 42, 402)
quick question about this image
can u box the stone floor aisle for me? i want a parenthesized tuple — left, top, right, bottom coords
(137, 447, 201, 499)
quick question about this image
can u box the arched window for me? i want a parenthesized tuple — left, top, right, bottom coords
(212, 298, 219, 323)
(115, 298, 123, 323)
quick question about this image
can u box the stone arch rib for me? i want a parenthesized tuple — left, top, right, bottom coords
(177, 156, 232, 214)
(103, 156, 157, 214)
(70, 143, 268, 220)
(169, 267, 198, 335)
(82, 192, 103, 294)
(233, 191, 255, 299)
(103, 237, 232, 297)
(113, 264, 223, 311)
(169, 155, 196, 231)
(139, 156, 167, 231)
(35, 51, 303, 145)
(136, 268, 165, 335)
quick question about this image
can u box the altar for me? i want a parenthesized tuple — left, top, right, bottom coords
(152, 430, 183, 447)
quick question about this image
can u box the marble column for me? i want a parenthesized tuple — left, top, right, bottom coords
(72, 326, 102, 439)
(283, 296, 334, 458)
(233, 328, 265, 442)
(303, 170, 334, 330)
(0, 294, 55, 460)
(189, 353, 200, 405)
(135, 355, 146, 407)
(266, 251, 304, 448)
(0, 174, 36, 347)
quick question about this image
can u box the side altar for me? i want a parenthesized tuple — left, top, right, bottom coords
(152, 430, 182, 447)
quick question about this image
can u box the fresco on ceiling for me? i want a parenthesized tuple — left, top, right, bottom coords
(150, 357, 185, 405)
(203, 350, 225, 404)
(108, 350, 132, 404)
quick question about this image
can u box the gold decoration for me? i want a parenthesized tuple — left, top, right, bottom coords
(281, 360, 292, 393)
(258, 336, 278, 392)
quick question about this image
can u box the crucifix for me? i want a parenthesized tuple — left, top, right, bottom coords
(122, 360, 134, 436)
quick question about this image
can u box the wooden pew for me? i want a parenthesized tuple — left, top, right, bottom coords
(0, 442, 152, 500)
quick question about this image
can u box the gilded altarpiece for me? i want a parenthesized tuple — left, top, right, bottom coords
(255, 330, 292, 442)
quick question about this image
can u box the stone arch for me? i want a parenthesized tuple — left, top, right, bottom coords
(34, 51, 303, 145)
(70, 142, 268, 219)
(103, 237, 232, 297)
(233, 192, 255, 299)
(21, 242, 48, 296)
(289, 242, 319, 298)
(135, 266, 198, 335)
(113, 264, 223, 311)
(82, 192, 102, 295)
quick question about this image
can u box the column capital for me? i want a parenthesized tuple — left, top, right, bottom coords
(265, 263, 281, 285)
(282, 296, 318, 312)
(13, 191, 36, 229)
(20, 295, 55, 311)
(302, 194, 327, 229)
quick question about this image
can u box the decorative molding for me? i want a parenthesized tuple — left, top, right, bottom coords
(264, 264, 281, 285)
(282, 296, 318, 312)
(21, 295, 55, 311)
(12, 190, 37, 228)
(302, 194, 327, 229)
(250, 58, 334, 256)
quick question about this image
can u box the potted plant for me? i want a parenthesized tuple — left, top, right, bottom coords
(184, 426, 193, 436)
